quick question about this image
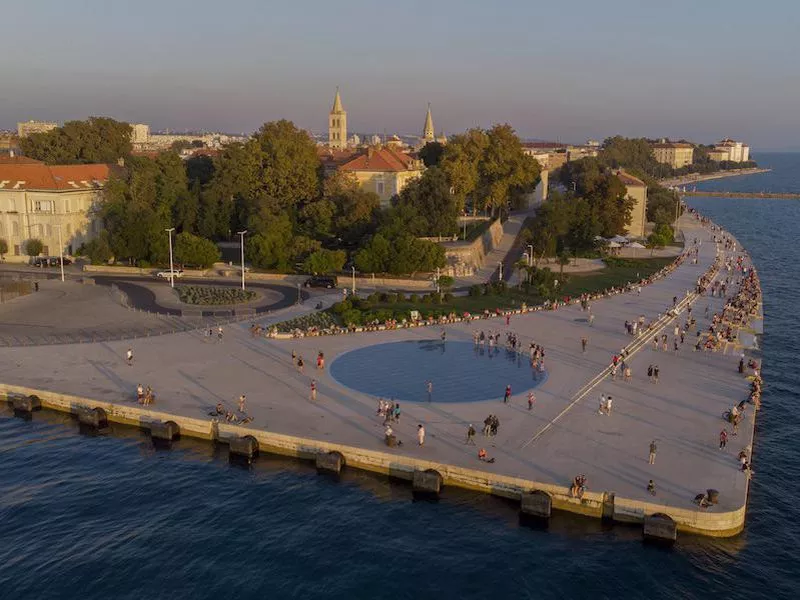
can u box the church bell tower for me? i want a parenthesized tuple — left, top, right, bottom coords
(328, 87, 347, 149)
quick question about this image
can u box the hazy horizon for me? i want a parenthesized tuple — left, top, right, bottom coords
(2, 0, 798, 150)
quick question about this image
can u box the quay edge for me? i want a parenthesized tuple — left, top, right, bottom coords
(1, 383, 748, 539)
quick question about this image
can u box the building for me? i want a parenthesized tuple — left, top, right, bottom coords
(17, 120, 58, 138)
(328, 88, 348, 150)
(131, 123, 150, 146)
(338, 146, 424, 206)
(420, 104, 447, 147)
(0, 162, 113, 261)
(615, 170, 648, 238)
(522, 142, 569, 170)
(712, 139, 750, 162)
(652, 141, 694, 169)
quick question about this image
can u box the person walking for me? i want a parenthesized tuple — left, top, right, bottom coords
(466, 424, 476, 445)
(238, 394, 247, 413)
(483, 415, 492, 436)
(581, 337, 588, 353)
(719, 429, 728, 450)
(647, 480, 656, 496)
(527, 391, 535, 411)
(503, 384, 512, 404)
(426, 380, 433, 402)
(126, 348, 134, 366)
(417, 424, 425, 446)
(217, 326, 223, 341)
(647, 364, 654, 383)
(653, 365, 660, 384)
(605, 396, 613, 415)
(310, 379, 317, 401)
(649, 440, 657, 465)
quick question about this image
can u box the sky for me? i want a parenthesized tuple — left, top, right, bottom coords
(1, 0, 798, 150)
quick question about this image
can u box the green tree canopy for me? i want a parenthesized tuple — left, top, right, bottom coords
(419, 142, 445, 167)
(393, 167, 458, 236)
(302, 248, 346, 274)
(20, 117, 133, 164)
(174, 232, 221, 268)
(26, 238, 44, 257)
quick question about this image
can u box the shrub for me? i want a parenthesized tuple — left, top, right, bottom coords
(25, 238, 44, 257)
(443, 292, 453, 302)
(437, 275, 454, 289)
(420, 294, 432, 303)
(469, 285, 482, 297)
(410, 293, 420, 303)
(176, 285, 257, 305)
(385, 293, 398, 304)
(341, 308, 363, 325)
(332, 300, 351, 314)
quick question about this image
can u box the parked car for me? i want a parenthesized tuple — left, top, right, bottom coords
(304, 275, 337, 289)
(156, 270, 184, 279)
(47, 256, 72, 266)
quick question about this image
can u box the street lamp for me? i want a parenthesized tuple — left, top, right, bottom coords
(165, 227, 175, 288)
(237, 230, 247, 290)
(498, 261, 503, 282)
(527, 244, 534, 267)
(351, 265, 356, 295)
(57, 223, 65, 282)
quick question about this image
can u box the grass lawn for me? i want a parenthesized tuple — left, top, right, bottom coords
(365, 256, 676, 316)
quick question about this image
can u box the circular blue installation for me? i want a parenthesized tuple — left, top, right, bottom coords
(329, 340, 546, 403)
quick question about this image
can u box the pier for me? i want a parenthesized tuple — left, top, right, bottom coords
(0, 214, 762, 540)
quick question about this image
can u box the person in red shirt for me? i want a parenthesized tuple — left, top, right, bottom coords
(503, 384, 512, 404)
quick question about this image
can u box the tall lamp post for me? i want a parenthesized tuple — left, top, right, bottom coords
(527, 244, 534, 268)
(57, 223, 65, 283)
(237, 230, 247, 290)
(165, 227, 175, 288)
(351, 265, 356, 295)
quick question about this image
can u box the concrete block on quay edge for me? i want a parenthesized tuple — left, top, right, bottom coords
(643, 513, 677, 542)
(412, 469, 442, 495)
(228, 435, 259, 459)
(150, 420, 180, 441)
(77, 407, 108, 429)
(315, 451, 344, 474)
(12, 395, 42, 413)
(520, 490, 552, 518)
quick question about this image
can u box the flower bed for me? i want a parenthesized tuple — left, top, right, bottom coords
(176, 285, 257, 306)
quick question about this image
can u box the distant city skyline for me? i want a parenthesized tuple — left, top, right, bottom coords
(2, 1, 798, 151)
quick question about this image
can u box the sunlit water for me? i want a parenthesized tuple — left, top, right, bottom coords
(0, 154, 798, 599)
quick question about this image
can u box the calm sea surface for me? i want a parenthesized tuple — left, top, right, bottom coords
(1, 154, 798, 599)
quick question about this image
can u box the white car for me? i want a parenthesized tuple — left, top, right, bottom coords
(156, 270, 183, 279)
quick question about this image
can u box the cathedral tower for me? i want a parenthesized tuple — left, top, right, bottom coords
(423, 103, 435, 143)
(328, 87, 347, 149)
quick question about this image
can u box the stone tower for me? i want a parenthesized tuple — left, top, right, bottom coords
(328, 87, 347, 149)
(423, 103, 435, 143)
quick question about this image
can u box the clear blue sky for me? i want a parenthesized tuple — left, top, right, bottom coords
(2, 0, 798, 149)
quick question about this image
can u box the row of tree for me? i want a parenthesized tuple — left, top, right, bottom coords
(25, 117, 539, 275)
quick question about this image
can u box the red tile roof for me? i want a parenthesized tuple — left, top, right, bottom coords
(0, 155, 42, 165)
(339, 146, 420, 173)
(0, 163, 114, 191)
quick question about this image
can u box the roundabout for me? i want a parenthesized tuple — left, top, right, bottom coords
(329, 340, 547, 403)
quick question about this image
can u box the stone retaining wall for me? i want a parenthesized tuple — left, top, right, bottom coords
(0, 382, 746, 537)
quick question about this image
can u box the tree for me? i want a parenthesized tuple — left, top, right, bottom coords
(302, 249, 346, 274)
(557, 253, 570, 277)
(440, 128, 489, 214)
(244, 214, 293, 270)
(84, 234, 113, 264)
(174, 232, 221, 268)
(26, 238, 44, 257)
(419, 142, 444, 167)
(0, 238, 7, 259)
(321, 171, 380, 246)
(394, 167, 458, 236)
(478, 124, 540, 215)
(20, 117, 133, 164)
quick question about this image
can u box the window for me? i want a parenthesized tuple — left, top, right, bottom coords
(34, 200, 53, 212)
(65, 199, 70, 212)
(376, 182, 385, 195)
(12, 222, 19, 237)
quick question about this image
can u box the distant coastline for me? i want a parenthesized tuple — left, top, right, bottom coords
(660, 167, 771, 188)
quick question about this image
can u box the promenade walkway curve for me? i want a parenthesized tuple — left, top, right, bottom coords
(0, 212, 761, 537)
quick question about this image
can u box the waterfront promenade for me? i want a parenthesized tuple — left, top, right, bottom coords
(0, 214, 760, 536)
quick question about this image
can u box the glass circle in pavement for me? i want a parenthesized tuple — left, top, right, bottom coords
(329, 340, 546, 403)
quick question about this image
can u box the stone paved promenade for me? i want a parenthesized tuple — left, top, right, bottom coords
(0, 214, 758, 518)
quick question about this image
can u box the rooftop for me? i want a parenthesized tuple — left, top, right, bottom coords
(0, 163, 114, 191)
(615, 170, 646, 187)
(339, 146, 421, 173)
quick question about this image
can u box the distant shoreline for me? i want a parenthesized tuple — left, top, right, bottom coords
(660, 167, 771, 188)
